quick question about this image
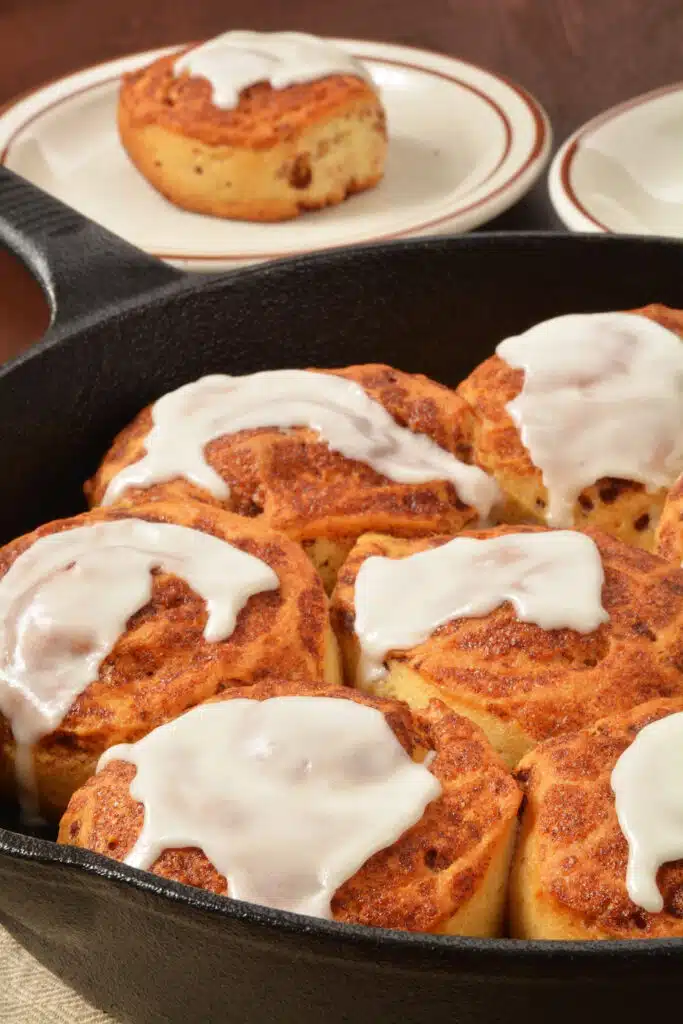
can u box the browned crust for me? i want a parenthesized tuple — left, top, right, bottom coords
(512, 697, 683, 939)
(0, 501, 335, 818)
(331, 523, 683, 749)
(58, 678, 521, 934)
(85, 365, 482, 544)
(656, 472, 683, 562)
(457, 304, 683, 550)
(118, 114, 385, 222)
(119, 51, 381, 150)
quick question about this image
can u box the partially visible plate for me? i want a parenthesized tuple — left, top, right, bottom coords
(0, 40, 551, 271)
(549, 82, 683, 236)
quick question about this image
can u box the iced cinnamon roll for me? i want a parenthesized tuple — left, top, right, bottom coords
(0, 500, 339, 820)
(118, 31, 387, 221)
(59, 679, 521, 936)
(511, 697, 683, 940)
(331, 524, 683, 767)
(86, 365, 500, 591)
(458, 304, 683, 551)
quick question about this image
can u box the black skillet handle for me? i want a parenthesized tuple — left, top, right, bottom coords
(0, 167, 182, 340)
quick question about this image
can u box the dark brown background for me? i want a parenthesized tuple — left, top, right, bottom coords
(1, 0, 681, 362)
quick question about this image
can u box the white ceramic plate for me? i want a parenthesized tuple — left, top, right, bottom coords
(549, 83, 683, 236)
(0, 39, 551, 271)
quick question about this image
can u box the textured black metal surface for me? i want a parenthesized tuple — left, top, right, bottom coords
(0, 167, 180, 332)
(2, 172, 683, 1022)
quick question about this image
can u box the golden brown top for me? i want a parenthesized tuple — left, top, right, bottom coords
(656, 472, 683, 562)
(515, 697, 683, 938)
(86, 365, 480, 543)
(58, 678, 521, 933)
(0, 501, 332, 763)
(331, 524, 683, 744)
(457, 304, 683, 524)
(119, 51, 381, 149)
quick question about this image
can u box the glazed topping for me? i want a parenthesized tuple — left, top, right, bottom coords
(497, 312, 683, 527)
(99, 696, 441, 918)
(102, 371, 501, 519)
(0, 519, 278, 815)
(354, 530, 608, 683)
(174, 30, 371, 109)
(612, 712, 683, 913)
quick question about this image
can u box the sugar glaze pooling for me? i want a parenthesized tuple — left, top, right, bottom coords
(99, 696, 442, 918)
(0, 519, 278, 817)
(354, 530, 608, 683)
(103, 371, 501, 519)
(497, 311, 683, 527)
(612, 711, 683, 913)
(175, 31, 371, 110)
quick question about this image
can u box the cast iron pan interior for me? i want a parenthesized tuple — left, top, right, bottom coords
(1, 168, 683, 1024)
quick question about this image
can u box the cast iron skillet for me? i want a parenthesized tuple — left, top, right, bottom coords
(1, 166, 683, 1024)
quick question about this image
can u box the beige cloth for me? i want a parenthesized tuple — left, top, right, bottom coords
(0, 926, 114, 1023)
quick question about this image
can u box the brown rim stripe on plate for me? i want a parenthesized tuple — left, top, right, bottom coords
(558, 80, 683, 234)
(0, 48, 549, 263)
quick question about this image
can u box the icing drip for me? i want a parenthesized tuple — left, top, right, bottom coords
(0, 519, 278, 817)
(99, 696, 441, 918)
(353, 530, 608, 683)
(174, 31, 371, 110)
(497, 312, 683, 526)
(612, 711, 683, 913)
(103, 371, 501, 519)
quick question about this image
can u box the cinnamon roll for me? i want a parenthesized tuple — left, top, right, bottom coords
(0, 500, 339, 820)
(59, 679, 521, 936)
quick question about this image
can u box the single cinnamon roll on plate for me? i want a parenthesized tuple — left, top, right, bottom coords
(118, 31, 387, 222)
(58, 679, 521, 936)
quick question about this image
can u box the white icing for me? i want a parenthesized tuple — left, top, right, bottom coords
(102, 371, 501, 519)
(174, 31, 371, 110)
(354, 530, 608, 684)
(0, 519, 278, 818)
(497, 311, 683, 527)
(99, 696, 441, 918)
(612, 711, 683, 913)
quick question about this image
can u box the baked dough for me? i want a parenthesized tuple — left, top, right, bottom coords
(58, 678, 521, 936)
(118, 52, 387, 221)
(458, 304, 683, 551)
(331, 524, 683, 767)
(0, 501, 340, 820)
(86, 365, 489, 592)
(655, 471, 683, 562)
(510, 697, 683, 939)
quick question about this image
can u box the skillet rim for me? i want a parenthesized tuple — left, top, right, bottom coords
(4, 229, 683, 383)
(4, 823, 683, 962)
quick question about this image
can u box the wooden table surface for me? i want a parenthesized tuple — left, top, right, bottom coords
(1, 0, 681, 363)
